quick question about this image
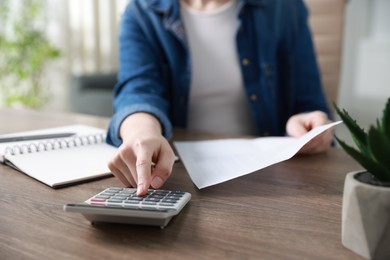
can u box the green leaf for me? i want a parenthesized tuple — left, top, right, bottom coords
(335, 136, 390, 182)
(333, 103, 369, 155)
(368, 126, 390, 171)
(382, 97, 390, 139)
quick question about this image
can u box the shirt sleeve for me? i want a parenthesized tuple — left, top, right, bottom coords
(106, 1, 173, 147)
(289, 0, 332, 119)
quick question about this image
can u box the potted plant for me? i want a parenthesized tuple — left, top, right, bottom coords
(334, 97, 390, 259)
(0, 0, 60, 108)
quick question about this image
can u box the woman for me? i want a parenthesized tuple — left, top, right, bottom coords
(107, 0, 334, 195)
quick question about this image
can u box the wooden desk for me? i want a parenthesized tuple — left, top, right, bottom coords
(0, 109, 363, 260)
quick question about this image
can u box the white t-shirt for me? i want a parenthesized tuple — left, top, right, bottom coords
(180, 0, 257, 135)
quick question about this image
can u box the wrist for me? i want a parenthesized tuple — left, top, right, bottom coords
(120, 112, 163, 141)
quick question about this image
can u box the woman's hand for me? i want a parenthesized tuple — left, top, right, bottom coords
(108, 113, 175, 196)
(286, 111, 334, 154)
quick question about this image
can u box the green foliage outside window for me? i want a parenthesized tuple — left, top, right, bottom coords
(0, 0, 60, 108)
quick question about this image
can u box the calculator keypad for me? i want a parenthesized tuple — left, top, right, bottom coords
(64, 187, 191, 228)
(86, 187, 186, 211)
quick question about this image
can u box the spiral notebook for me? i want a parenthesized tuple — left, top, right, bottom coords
(0, 124, 117, 188)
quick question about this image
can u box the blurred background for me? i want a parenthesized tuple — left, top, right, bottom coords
(0, 0, 389, 143)
(0, 0, 127, 114)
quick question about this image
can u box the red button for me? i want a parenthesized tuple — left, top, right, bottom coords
(91, 198, 106, 202)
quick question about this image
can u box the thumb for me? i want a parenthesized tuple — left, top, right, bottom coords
(286, 117, 309, 137)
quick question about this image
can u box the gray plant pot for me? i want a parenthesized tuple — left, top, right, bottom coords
(342, 170, 390, 259)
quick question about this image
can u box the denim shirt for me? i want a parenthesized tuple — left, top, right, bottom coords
(107, 0, 331, 147)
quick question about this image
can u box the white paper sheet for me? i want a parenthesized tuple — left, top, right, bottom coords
(174, 121, 342, 189)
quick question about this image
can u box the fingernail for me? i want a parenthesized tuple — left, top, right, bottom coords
(151, 176, 163, 188)
(137, 183, 145, 195)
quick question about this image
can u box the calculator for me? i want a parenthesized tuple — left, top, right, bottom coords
(63, 187, 191, 228)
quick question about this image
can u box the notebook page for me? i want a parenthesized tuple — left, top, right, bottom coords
(5, 142, 117, 187)
(0, 124, 106, 161)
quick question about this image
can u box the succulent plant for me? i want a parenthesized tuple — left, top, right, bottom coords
(334, 97, 390, 183)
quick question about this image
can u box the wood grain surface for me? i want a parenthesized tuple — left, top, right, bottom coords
(0, 109, 364, 260)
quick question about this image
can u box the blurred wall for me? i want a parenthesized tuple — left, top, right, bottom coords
(42, 0, 128, 112)
(336, 0, 390, 143)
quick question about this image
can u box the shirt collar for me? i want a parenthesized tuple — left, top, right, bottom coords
(146, 0, 173, 13)
(146, 0, 267, 15)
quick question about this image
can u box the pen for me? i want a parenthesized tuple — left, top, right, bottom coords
(0, 132, 76, 143)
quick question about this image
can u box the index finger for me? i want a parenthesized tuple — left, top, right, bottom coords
(135, 149, 153, 196)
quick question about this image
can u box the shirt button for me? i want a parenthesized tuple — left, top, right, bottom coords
(250, 94, 257, 102)
(242, 58, 250, 66)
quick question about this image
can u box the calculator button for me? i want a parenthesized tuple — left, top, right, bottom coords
(120, 190, 136, 195)
(112, 195, 128, 200)
(90, 198, 106, 202)
(90, 203, 105, 207)
(154, 191, 170, 195)
(162, 199, 178, 203)
(106, 191, 120, 195)
(145, 198, 161, 202)
(171, 191, 185, 195)
(127, 197, 143, 201)
(124, 200, 140, 204)
(159, 203, 175, 206)
(95, 195, 110, 199)
(142, 201, 158, 205)
(149, 195, 164, 199)
(107, 188, 122, 191)
(100, 192, 116, 196)
(171, 193, 184, 197)
(107, 199, 123, 203)
(146, 190, 155, 195)
(165, 195, 180, 200)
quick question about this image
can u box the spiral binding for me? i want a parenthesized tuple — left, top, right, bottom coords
(4, 133, 106, 156)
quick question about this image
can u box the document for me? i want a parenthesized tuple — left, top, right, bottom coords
(174, 121, 342, 189)
(0, 124, 117, 188)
